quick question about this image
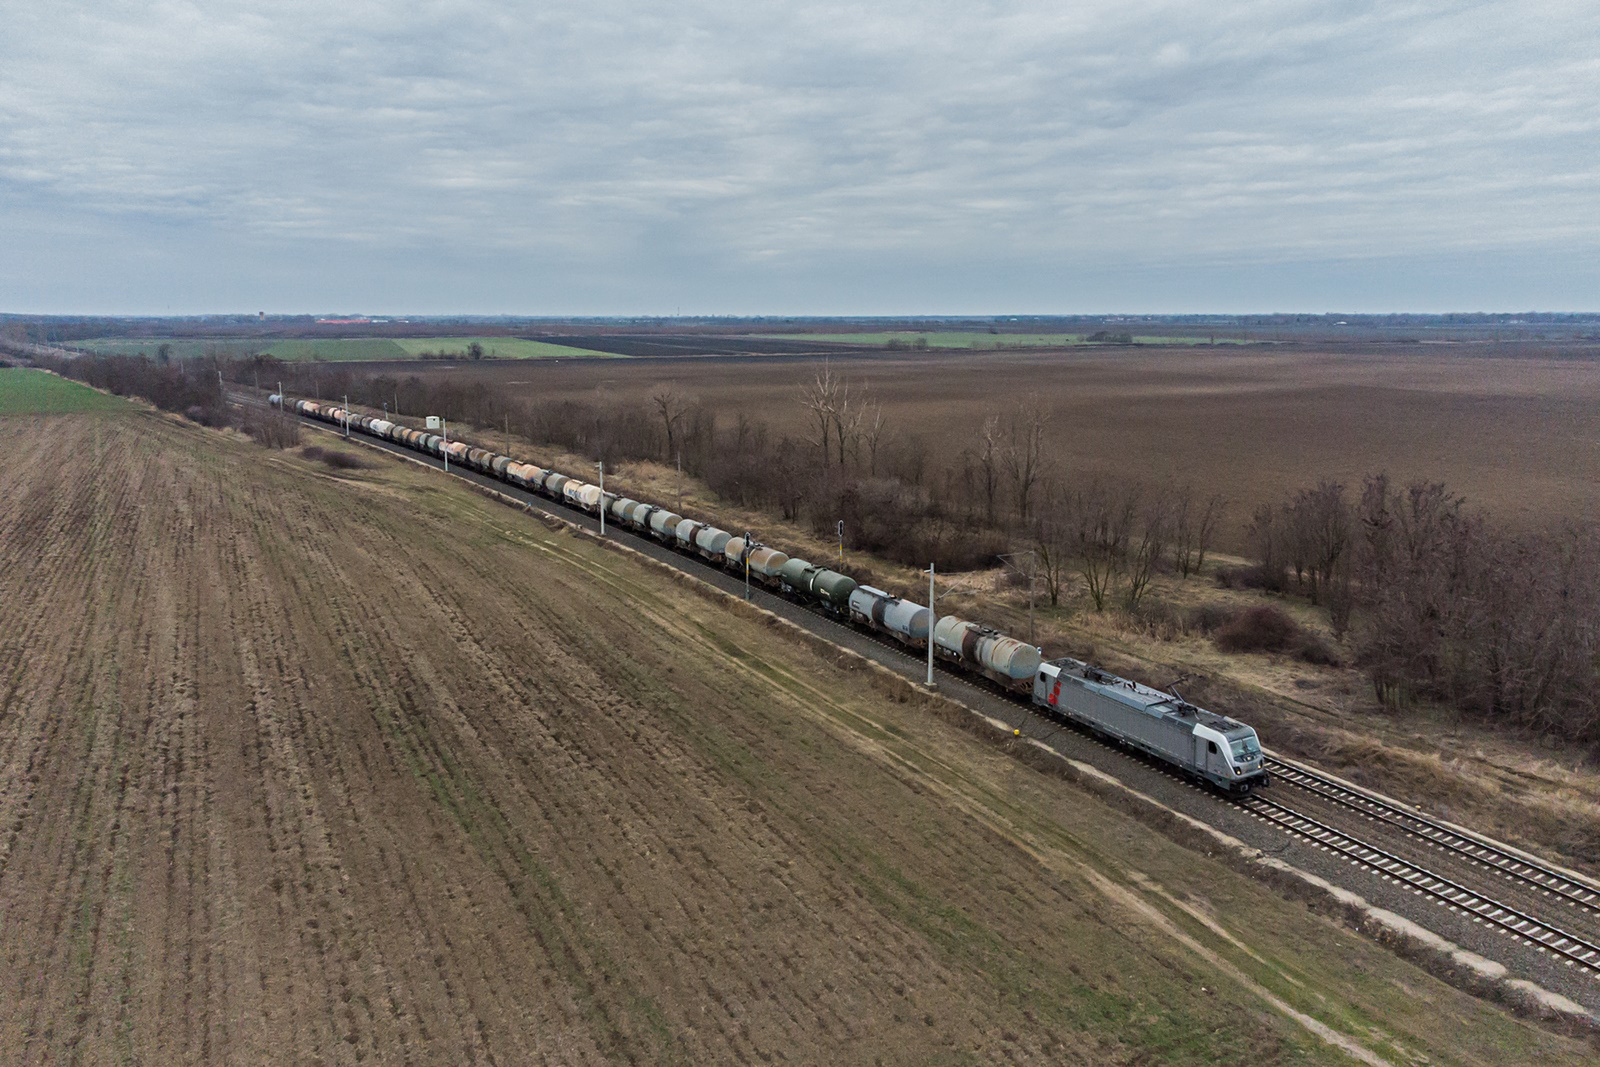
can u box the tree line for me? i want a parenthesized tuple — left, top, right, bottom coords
(248, 359, 1227, 592)
(40, 352, 299, 448)
(60, 351, 1592, 743)
(1246, 476, 1600, 740)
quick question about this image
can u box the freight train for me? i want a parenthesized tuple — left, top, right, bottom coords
(275, 395, 1270, 794)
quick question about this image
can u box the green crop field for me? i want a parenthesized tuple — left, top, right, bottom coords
(73, 336, 617, 362)
(764, 331, 1211, 348)
(390, 337, 621, 359)
(260, 339, 412, 360)
(73, 338, 264, 360)
(0, 368, 130, 415)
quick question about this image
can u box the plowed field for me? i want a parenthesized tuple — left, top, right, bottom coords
(0, 409, 1589, 1064)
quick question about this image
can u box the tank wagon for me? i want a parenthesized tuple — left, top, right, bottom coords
(933, 617, 1041, 692)
(276, 395, 1269, 792)
(1034, 658, 1267, 792)
(849, 586, 931, 649)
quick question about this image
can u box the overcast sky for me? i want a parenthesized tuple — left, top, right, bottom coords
(2, 0, 1597, 314)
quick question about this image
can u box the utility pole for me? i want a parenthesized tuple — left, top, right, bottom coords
(343, 394, 350, 437)
(596, 460, 605, 536)
(676, 450, 683, 512)
(505, 413, 510, 456)
(442, 418, 449, 472)
(926, 562, 937, 688)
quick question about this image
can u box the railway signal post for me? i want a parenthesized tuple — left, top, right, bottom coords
(926, 562, 936, 688)
(596, 461, 606, 536)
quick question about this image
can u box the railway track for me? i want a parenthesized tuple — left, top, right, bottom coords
(1266, 758, 1600, 919)
(1242, 795, 1600, 977)
(249, 388, 1600, 988)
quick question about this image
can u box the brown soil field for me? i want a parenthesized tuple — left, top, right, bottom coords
(1, 408, 1593, 1064)
(416, 344, 1600, 545)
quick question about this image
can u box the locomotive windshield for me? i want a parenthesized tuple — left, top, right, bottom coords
(1229, 735, 1260, 759)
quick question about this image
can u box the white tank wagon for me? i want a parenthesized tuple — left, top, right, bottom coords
(1033, 659, 1268, 793)
(505, 462, 537, 488)
(694, 525, 732, 561)
(723, 538, 789, 586)
(609, 496, 638, 523)
(627, 502, 657, 530)
(848, 586, 931, 649)
(564, 480, 603, 511)
(933, 617, 1041, 692)
(675, 518, 707, 551)
(648, 509, 683, 541)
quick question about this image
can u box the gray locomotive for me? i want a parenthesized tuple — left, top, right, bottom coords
(1034, 658, 1267, 793)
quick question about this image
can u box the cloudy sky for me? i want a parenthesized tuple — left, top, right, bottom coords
(2, 0, 1597, 314)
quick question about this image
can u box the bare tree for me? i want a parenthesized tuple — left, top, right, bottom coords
(977, 415, 1002, 523)
(834, 379, 861, 470)
(1070, 479, 1136, 611)
(799, 361, 844, 468)
(1283, 480, 1351, 604)
(1171, 486, 1225, 578)
(1002, 403, 1047, 522)
(1124, 492, 1171, 610)
(1032, 480, 1071, 607)
(1246, 503, 1286, 591)
(652, 388, 691, 462)
(861, 401, 890, 476)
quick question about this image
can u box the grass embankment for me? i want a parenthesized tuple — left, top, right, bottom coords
(1, 409, 1589, 1062)
(0, 367, 131, 414)
(72, 336, 615, 361)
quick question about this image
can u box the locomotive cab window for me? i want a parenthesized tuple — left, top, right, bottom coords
(1207, 741, 1218, 754)
(1230, 736, 1260, 759)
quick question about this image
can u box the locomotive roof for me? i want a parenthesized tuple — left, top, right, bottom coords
(1045, 657, 1249, 733)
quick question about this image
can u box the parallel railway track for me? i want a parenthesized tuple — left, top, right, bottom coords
(1242, 795, 1600, 976)
(1267, 757, 1600, 919)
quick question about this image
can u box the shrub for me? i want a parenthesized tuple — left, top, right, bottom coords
(1214, 605, 1303, 654)
(1215, 564, 1285, 592)
(241, 408, 300, 449)
(301, 445, 372, 470)
(1214, 604, 1341, 665)
(1184, 603, 1233, 635)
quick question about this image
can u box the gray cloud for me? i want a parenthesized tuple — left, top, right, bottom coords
(1, 0, 1597, 312)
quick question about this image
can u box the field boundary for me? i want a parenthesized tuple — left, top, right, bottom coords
(292, 414, 1598, 1038)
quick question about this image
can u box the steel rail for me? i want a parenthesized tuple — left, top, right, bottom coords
(1265, 758, 1600, 916)
(1243, 795, 1600, 976)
